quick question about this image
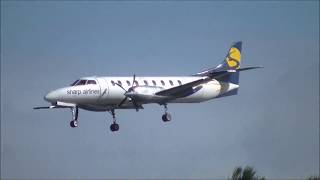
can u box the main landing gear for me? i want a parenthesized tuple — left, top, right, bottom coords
(162, 104, 172, 122)
(107, 106, 171, 132)
(70, 107, 78, 128)
(109, 109, 119, 132)
(68, 106, 171, 131)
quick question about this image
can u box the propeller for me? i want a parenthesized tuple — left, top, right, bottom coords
(115, 74, 139, 108)
(98, 88, 108, 101)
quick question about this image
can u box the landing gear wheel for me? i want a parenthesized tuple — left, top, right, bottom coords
(70, 107, 79, 128)
(162, 113, 171, 122)
(70, 120, 78, 128)
(110, 123, 119, 132)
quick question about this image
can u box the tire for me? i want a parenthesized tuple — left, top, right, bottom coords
(110, 123, 119, 132)
(70, 120, 78, 128)
(162, 113, 171, 122)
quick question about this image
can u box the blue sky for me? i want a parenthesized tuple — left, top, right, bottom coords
(1, 1, 319, 179)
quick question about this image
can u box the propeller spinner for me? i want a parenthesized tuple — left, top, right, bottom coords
(115, 74, 139, 108)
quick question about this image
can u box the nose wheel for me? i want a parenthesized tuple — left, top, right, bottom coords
(70, 107, 79, 128)
(109, 109, 119, 132)
(70, 120, 78, 128)
(162, 113, 171, 122)
(162, 104, 172, 122)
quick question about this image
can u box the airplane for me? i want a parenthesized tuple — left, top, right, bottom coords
(34, 41, 261, 132)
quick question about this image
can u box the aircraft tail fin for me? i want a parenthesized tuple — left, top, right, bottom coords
(195, 41, 242, 85)
(214, 41, 242, 85)
(195, 41, 262, 97)
(216, 41, 242, 71)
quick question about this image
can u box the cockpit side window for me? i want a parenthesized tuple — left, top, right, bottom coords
(76, 80, 87, 86)
(71, 80, 79, 86)
(87, 80, 97, 85)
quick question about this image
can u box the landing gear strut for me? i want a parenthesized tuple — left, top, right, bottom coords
(109, 109, 119, 132)
(70, 107, 78, 128)
(162, 104, 172, 122)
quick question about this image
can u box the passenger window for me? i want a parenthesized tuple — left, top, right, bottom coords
(161, 80, 165, 86)
(87, 80, 96, 85)
(169, 80, 174, 86)
(76, 80, 87, 86)
(134, 80, 139, 86)
(117, 80, 122, 86)
(152, 80, 156, 86)
(177, 80, 182, 85)
(144, 80, 148, 86)
(111, 80, 115, 86)
(126, 80, 131, 86)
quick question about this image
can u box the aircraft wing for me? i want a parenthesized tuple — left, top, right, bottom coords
(33, 105, 70, 109)
(155, 77, 211, 97)
(155, 66, 262, 97)
(34, 102, 76, 109)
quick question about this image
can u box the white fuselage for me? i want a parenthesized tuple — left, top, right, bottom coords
(44, 76, 239, 111)
(34, 41, 251, 131)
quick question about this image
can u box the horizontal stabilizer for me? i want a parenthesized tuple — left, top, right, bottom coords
(208, 66, 263, 77)
(156, 66, 262, 97)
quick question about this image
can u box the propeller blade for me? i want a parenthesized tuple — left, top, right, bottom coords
(132, 74, 136, 87)
(98, 89, 107, 99)
(101, 89, 107, 96)
(118, 97, 128, 107)
(132, 99, 138, 108)
(132, 99, 140, 112)
(115, 83, 127, 92)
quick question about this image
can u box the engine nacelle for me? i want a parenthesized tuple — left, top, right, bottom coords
(132, 86, 164, 96)
(126, 86, 166, 103)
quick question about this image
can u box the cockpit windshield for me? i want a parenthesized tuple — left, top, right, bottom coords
(70, 80, 79, 86)
(71, 79, 97, 86)
(87, 80, 97, 85)
(76, 80, 87, 86)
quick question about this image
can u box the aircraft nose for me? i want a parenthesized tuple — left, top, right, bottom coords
(44, 91, 58, 102)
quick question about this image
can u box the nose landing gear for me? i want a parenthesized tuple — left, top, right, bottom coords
(70, 107, 78, 128)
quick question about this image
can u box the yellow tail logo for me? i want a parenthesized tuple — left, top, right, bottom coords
(226, 47, 241, 69)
